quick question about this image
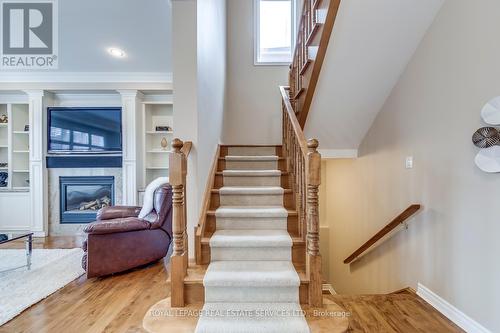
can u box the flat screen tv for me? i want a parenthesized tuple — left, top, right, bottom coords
(48, 107, 122, 154)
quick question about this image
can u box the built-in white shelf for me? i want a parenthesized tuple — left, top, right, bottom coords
(141, 102, 173, 187)
(146, 131, 173, 135)
(0, 103, 30, 191)
(146, 166, 168, 170)
(147, 149, 170, 154)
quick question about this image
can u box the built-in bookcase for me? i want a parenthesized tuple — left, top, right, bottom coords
(141, 102, 173, 187)
(0, 103, 30, 191)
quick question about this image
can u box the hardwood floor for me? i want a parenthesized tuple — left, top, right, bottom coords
(1, 237, 463, 333)
(0, 236, 170, 333)
(328, 290, 464, 332)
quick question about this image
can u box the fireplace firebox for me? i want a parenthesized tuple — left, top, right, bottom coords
(59, 176, 115, 224)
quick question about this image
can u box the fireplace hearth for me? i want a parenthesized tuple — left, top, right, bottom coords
(60, 176, 115, 224)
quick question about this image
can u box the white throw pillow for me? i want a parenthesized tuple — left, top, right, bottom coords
(138, 177, 170, 218)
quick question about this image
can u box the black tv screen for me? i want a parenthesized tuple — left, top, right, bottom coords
(48, 107, 122, 154)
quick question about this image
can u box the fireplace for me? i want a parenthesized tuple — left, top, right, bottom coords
(59, 176, 115, 224)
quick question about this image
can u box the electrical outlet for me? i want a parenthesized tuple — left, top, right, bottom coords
(405, 156, 413, 169)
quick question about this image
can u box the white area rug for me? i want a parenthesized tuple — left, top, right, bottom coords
(0, 248, 85, 326)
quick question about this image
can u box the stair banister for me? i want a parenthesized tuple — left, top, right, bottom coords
(344, 204, 421, 264)
(289, 0, 342, 127)
(169, 138, 191, 307)
(280, 86, 322, 307)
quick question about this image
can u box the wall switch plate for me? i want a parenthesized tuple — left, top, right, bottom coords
(405, 156, 413, 169)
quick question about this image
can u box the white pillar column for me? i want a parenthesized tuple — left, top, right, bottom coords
(24, 90, 47, 237)
(118, 90, 143, 206)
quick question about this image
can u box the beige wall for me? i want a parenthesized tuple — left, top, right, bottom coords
(223, 0, 288, 145)
(321, 0, 500, 331)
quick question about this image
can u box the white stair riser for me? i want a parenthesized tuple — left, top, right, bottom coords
(220, 194, 283, 206)
(205, 286, 299, 303)
(216, 217, 287, 230)
(211, 247, 291, 261)
(225, 160, 278, 170)
(227, 147, 276, 156)
(223, 175, 280, 186)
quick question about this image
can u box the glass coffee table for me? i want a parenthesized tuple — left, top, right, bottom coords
(0, 233, 34, 270)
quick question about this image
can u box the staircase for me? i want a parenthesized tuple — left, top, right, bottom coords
(194, 146, 309, 332)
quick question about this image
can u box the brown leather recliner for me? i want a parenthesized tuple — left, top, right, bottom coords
(82, 185, 173, 278)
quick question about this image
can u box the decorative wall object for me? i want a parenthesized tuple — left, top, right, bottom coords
(472, 127, 500, 148)
(474, 97, 500, 172)
(481, 96, 500, 125)
(160, 137, 168, 150)
(155, 126, 171, 132)
(0, 115, 7, 123)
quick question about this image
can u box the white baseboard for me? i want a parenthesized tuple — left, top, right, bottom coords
(322, 284, 337, 295)
(417, 283, 491, 333)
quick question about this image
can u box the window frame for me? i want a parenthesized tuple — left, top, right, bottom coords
(254, 0, 295, 66)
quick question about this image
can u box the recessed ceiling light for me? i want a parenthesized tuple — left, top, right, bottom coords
(108, 48, 126, 58)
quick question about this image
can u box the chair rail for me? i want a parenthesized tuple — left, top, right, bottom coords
(281, 85, 322, 307)
(344, 205, 421, 264)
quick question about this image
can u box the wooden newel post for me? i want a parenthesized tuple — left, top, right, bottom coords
(306, 138, 322, 307)
(170, 138, 187, 307)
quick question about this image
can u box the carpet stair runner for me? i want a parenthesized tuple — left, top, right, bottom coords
(195, 147, 310, 333)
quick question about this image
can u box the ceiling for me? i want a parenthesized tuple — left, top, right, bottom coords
(304, 0, 444, 156)
(1, 0, 172, 73)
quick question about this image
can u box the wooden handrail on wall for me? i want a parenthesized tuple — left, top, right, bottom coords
(290, 0, 342, 128)
(280, 85, 322, 307)
(169, 138, 190, 307)
(344, 204, 421, 264)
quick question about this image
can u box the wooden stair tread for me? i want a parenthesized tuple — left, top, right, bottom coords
(211, 188, 293, 194)
(215, 171, 289, 176)
(201, 236, 305, 245)
(183, 264, 309, 284)
(218, 157, 286, 160)
(220, 145, 282, 147)
(206, 209, 298, 216)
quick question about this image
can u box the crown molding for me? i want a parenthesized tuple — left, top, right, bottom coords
(0, 72, 172, 83)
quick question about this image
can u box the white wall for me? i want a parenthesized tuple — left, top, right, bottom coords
(223, 0, 288, 145)
(0, 0, 172, 73)
(172, 0, 199, 257)
(172, 0, 227, 257)
(321, 0, 500, 331)
(197, 0, 227, 205)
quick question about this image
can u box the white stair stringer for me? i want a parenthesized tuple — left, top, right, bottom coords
(195, 146, 310, 333)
